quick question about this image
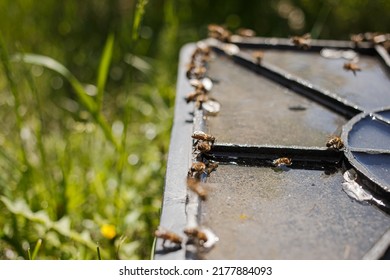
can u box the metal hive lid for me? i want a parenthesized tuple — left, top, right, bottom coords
(154, 34, 390, 260)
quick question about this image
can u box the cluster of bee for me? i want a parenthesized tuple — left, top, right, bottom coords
(155, 131, 219, 249)
(186, 44, 211, 80)
(350, 32, 390, 52)
(154, 226, 211, 249)
(155, 41, 222, 252)
(187, 131, 218, 198)
(185, 44, 214, 108)
(191, 130, 215, 154)
(208, 24, 257, 43)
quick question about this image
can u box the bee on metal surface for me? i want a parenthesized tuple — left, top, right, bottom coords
(252, 50, 264, 65)
(208, 24, 231, 42)
(184, 227, 208, 244)
(195, 92, 210, 105)
(195, 141, 212, 153)
(350, 33, 364, 47)
(343, 62, 361, 76)
(273, 157, 292, 167)
(185, 89, 205, 103)
(205, 161, 219, 176)
(326, 136, 344, 150)
(186, 66, 207, 79)
(236, 28, 256, 38)
(186, 177, 208, 200)
(290, 33, 311, 49)
(372, 34, 389, 44)
(186, 62, 196, 79)
(154, 227, 183, 248)
(188, 162, 206, 177)
(193, 45, 212, 62)
(192, 66, 207, 77)
(192, 131, 216, 144)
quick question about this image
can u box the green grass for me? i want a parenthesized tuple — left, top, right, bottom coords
(0, 0, 173, 260)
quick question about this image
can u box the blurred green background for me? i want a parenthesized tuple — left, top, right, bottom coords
(0, 0, 389, 260)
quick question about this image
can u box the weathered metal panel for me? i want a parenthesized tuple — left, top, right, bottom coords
(154, 35, 390, 260)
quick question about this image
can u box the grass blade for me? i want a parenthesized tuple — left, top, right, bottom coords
(96, 34, 115, 111)
(31, 239, 42, 260)
(27, 247, 32, 260)
(97, 243, 102, 260)
(12, 53, 96, 112)
(12, 53, 121, 151)
(132, 0, 149, 41)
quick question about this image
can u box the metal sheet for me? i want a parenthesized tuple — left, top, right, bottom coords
(201, 165, 390, 259)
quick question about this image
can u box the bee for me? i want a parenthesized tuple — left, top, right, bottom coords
(290, 33, 311, 49)
(195, 141, 212, 153)
(273, 157, 292, 167)
(236, 28, 256, 37)
(184, 227, 208, 244)
(193, 45, 212, 62)
(192, 131, 216, 144)
(185, 89, 206, 103)
(195, 93, 210, 106)
(350, 33, 364, 47)
(186, 66, 207, 79)
(343, 62, 361, 76)
(154, 227, 183, 248)
(207, 24, 231, 42)
(186, 63, 196, 79)
(186, 177, 208, 200)
(205, 161, 219, 176)
(326, 136, 344, 150)
(188, 162, 206, 177)
(192, 66, 207, 78)
(252, 50, 264, 65)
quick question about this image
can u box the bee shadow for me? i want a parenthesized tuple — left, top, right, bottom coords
(154, 244, 182, 255)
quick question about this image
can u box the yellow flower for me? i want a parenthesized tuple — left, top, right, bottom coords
(100, 224, 116, 239)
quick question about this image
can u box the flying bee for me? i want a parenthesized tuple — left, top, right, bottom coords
(154, 227, 183, 248)
(273, 157, 292, 167)
(252, 50, 264, 65)
(188, 162, 206, 177)
(290, 33, 311, 49)
(186, 177, 208, 200)
(192, 131, 216, 144)
(326, 136, 344, 150)
(183, 227, 208, 244)
(343, 62, 361, 76)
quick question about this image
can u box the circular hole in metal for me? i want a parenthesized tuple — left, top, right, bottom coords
(342, 108, 390, 195)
